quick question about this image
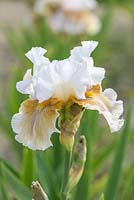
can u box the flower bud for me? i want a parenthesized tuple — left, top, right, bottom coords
(59, 103, 84, 151)
(65, 136, 87, 192)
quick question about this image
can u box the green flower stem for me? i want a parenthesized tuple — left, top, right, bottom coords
(61, 150, 72, 200)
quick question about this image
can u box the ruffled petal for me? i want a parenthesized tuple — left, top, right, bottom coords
(16, 69, 34, 95)
(17, 47, 50, 99)
(70, 41, 98, 62)
(11, 99, 59, 150)
(36, 59, 90, 102)
(75, 86, 124, 132)
(83, 58, 105, 88)
(86, 88, 124, 132)
(25, 47, 50, 73)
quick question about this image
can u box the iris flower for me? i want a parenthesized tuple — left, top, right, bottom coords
(11, 41, 124, 150)
(34, 0, 101, 35)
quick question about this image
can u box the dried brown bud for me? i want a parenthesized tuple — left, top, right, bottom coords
(31, 181, 48, 200)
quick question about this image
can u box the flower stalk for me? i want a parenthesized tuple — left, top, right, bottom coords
(59, 103, 84, 199)
(61, 150, 72, 200)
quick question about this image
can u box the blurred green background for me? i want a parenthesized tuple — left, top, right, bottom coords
(0, 0, 133, 199)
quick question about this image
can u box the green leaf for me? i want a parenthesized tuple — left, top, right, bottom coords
(37, 151, 60, 199)
(91, 140, 115, 172)
(21, 148, 37, 187)
(1, 162, 31, 200)
(51, 133, 64, 185)
(121, 165, 134, 199)
(0, 163, 9, 200)
(0, 183, 9, 200)
(0, 113, 12, 138)
(0, 158, 20, 178)
(105, 109, 131, 200)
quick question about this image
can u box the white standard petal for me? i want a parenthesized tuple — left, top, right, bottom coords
(83, 58, 105, 88)
(36, 59, 90, 102)
(36, 77, 54, 103)
(17, 47, 51, 99)
(70, 40, 98, 63)
(16, 69, 35, 97)
(61, 0, 97, 11)
(11, 99, 59, 150)
(88, 66, 105, 86)
(85, 88, 124, 132)
(25, 47, 50, 73)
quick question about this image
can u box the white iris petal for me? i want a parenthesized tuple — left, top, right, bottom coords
(36, 59, 91, 102)
(17, 47, 50, 99)
(85, 88, 124, 132)
(16, 69, 36, 99)
(82, 58, 105, 88)
(25, 47, 50, 73)
(70, 43, 105, 88)
(70, 41, 98, 62)
(62, 0, 97, 11)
